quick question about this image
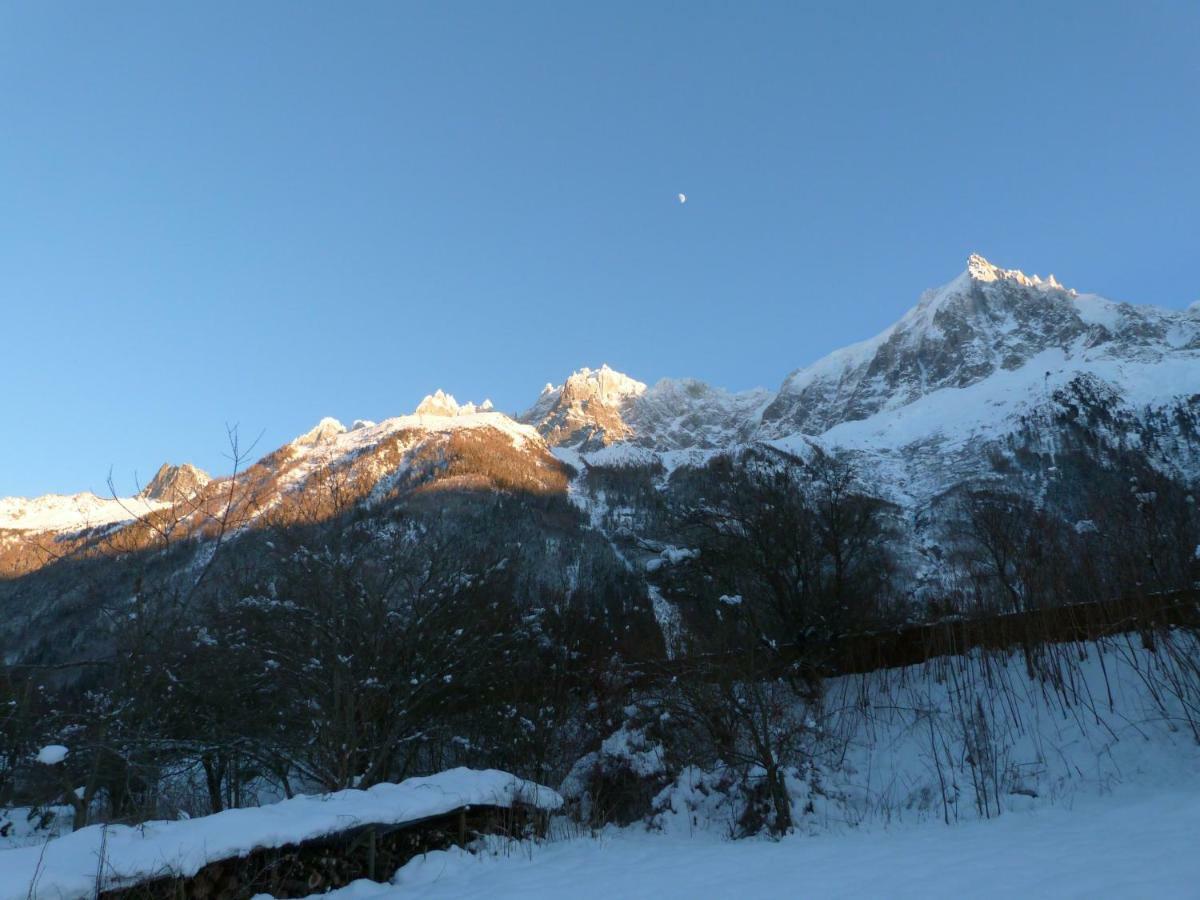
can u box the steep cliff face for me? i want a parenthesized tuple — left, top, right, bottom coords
(625, 379, 771, 450)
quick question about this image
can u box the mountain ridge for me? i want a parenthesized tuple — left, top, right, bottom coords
(3, 254, 1198, 537)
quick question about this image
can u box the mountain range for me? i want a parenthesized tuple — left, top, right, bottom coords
(4, 253, 1198, 538)
(2, 255, 1198, 659)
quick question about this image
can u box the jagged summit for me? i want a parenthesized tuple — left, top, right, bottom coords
(415, 389, 461, 417)
(760, 255, 1199, 438)
(414, 390, 494, 417)
(964, 253, 1065, 291)
(522, 365, 647, 450)
(560, 365, 647, 406)
(292, 417, 348, 448)
(140, 462, 211, 502)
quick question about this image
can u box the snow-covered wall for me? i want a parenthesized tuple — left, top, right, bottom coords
(0, 768, 562, 900)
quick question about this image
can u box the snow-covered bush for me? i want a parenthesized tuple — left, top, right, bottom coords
(561, 720, 670, 827)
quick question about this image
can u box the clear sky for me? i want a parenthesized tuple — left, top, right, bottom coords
(2, 1, 1197, 496)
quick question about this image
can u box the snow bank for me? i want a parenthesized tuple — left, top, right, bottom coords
(0, 768, 561, 900)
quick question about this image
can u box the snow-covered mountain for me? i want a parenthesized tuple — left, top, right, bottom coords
(760, 254, 1198, 437)
(140, 463, 211, 502)
(751, 256, 1200, 505)
(266, 391, 564, 507)
(521, 365, 649, 450)
(0, 392, 565, 585)
(531, 255, 1200, 509)
(4, 254, 1198, 550)
(2, 252, 1198, 671)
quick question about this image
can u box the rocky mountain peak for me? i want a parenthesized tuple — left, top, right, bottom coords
(414, 390, 494, 417)
(522, 365, 646, 450)
(964, 253, 1066, 291)
(415, 389, 461, 417)
(558, 365, 647, 407)
(140, 462, 211, 502)
(760, 256, 1111, 436)
(292, 417, 348, 448)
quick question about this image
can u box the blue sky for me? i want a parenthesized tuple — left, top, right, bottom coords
(2, 1, 1197, 496)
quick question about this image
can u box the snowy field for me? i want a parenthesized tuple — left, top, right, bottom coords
(312, 784, 1200, 899)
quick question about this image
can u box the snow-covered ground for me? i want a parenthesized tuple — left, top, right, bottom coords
(310, 782, 1200, 899)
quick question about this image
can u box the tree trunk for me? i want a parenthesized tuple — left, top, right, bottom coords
(766, 764, 792, 835)
(202, 753, 224, 814)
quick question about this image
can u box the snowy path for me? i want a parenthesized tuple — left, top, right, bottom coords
(320, 785, 1200, 899)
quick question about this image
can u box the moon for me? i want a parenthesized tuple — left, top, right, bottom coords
(677, 193, 687, 205)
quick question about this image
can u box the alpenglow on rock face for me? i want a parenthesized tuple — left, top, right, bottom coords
(414, 390, 494, 418)
(521, 365, 648, 450)
(291, 417, 348, 448)
(140, 463, 211, 502)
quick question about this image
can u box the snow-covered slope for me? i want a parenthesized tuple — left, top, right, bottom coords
(625, 379, 771, 450)
(301, 633, 1200, 899)
(277, 393, 546, 495)
(0, 394, 564, 579)
(300, 787, 1200, 899)
(0, 492, 169, 534)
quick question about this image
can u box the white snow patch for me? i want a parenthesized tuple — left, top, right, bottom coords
(35, 745, 69, 766)
(647, 585, 682, 659)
